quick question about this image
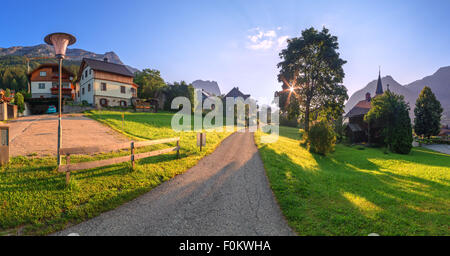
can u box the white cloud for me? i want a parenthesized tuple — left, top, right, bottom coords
(264, 30, 277, 38)
(277, 36, 289, 49)
(248, 39, 274, 50)
(247, 27, 288, 51)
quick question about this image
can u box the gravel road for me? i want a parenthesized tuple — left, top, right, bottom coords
(54, 131, 294, 236)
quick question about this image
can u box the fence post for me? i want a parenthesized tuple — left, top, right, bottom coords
(65, 154, 70, 185)
(131, 141, 135, 170)
(176, 139, 180, 159)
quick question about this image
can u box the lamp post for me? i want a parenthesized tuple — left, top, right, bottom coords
(44, 33, 76, 167)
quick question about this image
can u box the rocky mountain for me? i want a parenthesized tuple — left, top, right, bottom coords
(0, 44, 139, 73)
(345, 67, 450, 125)
(191, 80, 221, 96)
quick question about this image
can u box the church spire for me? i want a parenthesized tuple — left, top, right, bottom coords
(376, 67, 383, 95)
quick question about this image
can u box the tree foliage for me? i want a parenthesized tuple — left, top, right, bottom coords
(133, 69, 167, 99)
(365, 91, 413, 154)
(163, 81, 195, 111)
(414, 86, 443, 138)
(277, 27, 348, 132)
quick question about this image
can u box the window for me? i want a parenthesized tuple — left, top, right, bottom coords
(85, 70, 88, 77)
(82, 88, 85, 95)
(131, 88, 136, 95)
(101, 83, 107, 91)
(77, 91, 80, 98)
(100, 98, 108, 107)
(88, 84, 91, 92)
(120, 86, 126, 94)
(89, 69, 92, 75)
(38, 83, 45, 89)
(120, 101, 127, 107)
(39, 71, 46, 77)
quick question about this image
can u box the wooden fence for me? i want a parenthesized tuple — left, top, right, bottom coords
(58, 137, 180, 184)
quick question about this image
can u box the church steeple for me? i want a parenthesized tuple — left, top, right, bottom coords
(376, 67, 383, 95)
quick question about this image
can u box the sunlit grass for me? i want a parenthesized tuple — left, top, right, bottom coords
(0, 110, 232, 235)
(255, 126, 450, 235)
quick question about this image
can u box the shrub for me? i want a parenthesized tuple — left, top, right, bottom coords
(304, 121, 336, 155)
(13, 92, 25, 113)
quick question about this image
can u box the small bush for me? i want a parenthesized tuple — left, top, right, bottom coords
(304, 121, 336, 155)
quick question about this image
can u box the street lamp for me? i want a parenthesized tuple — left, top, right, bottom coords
(44, 32, 76, 167)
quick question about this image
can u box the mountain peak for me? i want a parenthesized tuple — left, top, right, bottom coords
(0, 44, 125, 65)
(434, 66, 450, 75)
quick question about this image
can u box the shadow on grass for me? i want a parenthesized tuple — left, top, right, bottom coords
(258, 144, 450, 235)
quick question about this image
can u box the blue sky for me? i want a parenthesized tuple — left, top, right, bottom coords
(1, 0, 450, 105)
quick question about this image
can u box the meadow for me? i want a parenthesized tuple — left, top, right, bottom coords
(0, 111, 232, 235)
(255, 126, 450, 235)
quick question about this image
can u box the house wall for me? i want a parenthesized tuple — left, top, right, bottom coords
(94, 79, 134, 99)
(31, 81, 53, 98)
(78, 66, 95, 104)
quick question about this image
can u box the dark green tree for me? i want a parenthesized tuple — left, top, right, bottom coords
(414, 86, 443, 138)
(365, 91, 413, 154)
(163, 81, 195, 111)
(277, 27, 348, 132)
(134, 69, 167, 99)
(14, 92, 25, 113)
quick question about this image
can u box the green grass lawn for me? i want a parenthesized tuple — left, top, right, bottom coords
(255, 126, 450, 235)
(0, 111, 232, 235)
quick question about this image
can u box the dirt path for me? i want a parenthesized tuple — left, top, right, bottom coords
(54, 132, 294, 236)
(8, 114, 129, 157)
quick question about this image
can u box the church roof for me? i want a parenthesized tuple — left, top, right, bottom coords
(376, 69, 383, 95)
(345, 99, 372, 118)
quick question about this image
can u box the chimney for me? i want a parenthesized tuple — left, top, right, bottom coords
(366, 92, 371, 101)
(103, 57, 108, 62)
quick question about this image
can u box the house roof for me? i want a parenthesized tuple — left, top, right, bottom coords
(225, 87, 250, 99)
(345, 106, 371, 118)
(28, 63, 74, 79)
(345, 99, 372, 118)
(347, 123, 363, 132)
(439, 128, 450, 136)
(81, 58, 134, 77)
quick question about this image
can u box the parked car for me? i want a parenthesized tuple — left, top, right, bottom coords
(46, 105, 57, 114)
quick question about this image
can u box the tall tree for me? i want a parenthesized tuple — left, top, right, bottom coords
(134, 69, 167, 99)
(414, 86, 443, 138)
(365, 91, 413, 154)
(277, 27, 348, 132)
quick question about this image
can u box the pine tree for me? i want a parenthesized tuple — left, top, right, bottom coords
(414, 86, 443, 138)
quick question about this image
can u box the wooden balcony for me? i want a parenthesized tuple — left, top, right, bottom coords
(51, 87, 73, 96)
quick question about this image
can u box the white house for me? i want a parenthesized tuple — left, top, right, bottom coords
(76, 58, 137, 107)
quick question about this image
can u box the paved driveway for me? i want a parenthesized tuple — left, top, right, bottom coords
(8, 114, 130, 157)
(54, 132, 294, 236)
(422, 144, 450, 155)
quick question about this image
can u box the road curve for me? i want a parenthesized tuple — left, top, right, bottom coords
(54, 132, 294, 236)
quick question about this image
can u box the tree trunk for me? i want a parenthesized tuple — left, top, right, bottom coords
(304, 100, 310, 132)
